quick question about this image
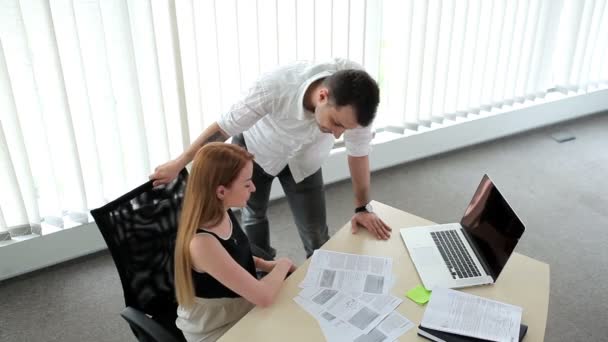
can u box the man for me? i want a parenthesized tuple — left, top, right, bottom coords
(151, 58, 391, 259)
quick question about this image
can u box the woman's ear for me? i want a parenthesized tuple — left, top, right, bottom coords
(216, 185, 226, 200)
(319, 87, 329, 102)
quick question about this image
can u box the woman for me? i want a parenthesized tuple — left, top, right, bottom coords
(174, 143, 295, 342)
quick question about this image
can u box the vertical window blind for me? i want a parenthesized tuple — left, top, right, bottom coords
(1, 0, 607, 240)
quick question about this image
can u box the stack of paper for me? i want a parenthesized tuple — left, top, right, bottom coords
(419, 288, 523, 342)
(294, 250, 414, 342)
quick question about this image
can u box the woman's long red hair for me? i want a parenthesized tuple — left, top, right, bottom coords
(174, 143, 253, 307)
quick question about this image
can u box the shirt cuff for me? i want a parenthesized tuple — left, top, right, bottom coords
(346, 144, 372, 157)
(216, 118, 238, 137)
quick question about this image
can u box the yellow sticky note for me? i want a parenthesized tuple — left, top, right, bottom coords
(406, 285, 431, 305)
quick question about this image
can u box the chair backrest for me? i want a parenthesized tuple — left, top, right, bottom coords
(90, 169, 188, 339)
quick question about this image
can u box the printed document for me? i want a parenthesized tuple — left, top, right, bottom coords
(421, 288, 523, 342)
(294, 287, 402, 335)
(300, 250, 393, 294)
(314, 310, 414, 342)
(350, 311, 414, 342)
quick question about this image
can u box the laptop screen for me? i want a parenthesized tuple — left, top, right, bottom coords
(460, 175, 525, 280)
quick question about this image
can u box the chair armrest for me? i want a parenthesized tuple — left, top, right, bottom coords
(120, 307, 181, 342)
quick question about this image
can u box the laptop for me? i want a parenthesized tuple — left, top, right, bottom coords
(400, 174, 525, 290)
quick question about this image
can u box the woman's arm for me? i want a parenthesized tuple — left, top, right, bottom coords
(254, 256, 297, 274)
(190, 235, 292, 307)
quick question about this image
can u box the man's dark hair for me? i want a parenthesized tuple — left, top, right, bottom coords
(323, 69, 380, 127)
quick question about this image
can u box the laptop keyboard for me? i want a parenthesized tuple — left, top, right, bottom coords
(431, 230, 482, 279)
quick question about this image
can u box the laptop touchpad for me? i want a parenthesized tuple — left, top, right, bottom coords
(413, 246, 443, 266)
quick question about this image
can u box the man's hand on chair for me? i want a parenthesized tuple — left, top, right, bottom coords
(150, 159, 182, 187)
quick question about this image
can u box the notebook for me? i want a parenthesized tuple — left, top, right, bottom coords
(418, 324, 528, 342)
(419, 288, 523, 342)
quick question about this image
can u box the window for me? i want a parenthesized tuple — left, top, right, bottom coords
(1, 0, 606, 239)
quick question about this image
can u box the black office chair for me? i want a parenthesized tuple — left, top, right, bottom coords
(91, 169, 189, 342)
(91, 168, 274, 342)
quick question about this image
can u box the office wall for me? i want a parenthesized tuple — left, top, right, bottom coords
(1, 89, 607, 281)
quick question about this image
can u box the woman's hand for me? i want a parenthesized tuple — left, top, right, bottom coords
(275, 257, 297, 274)
(256, 257, 297, 273)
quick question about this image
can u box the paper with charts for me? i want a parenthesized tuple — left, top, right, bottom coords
(295, 287, 402, 335)
(295, 250, 414, 341)
(295, 291, 413, 342)
(299, 250, 393, 295)
(325, 311, 414, 342)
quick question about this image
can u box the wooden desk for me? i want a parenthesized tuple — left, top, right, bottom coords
(219, 201, 550, 341)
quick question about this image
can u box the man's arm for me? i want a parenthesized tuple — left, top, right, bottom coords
(348, 155, 392, 240)
(178, 122, 229, 167)
(151, 74, 272, 186)
(150, 122, 229, 186)
(348, 155, 371, 207)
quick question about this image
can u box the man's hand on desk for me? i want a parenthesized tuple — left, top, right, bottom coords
(350, 212, 392, 240)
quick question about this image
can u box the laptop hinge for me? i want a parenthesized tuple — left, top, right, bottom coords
(460, 228, 495, 281)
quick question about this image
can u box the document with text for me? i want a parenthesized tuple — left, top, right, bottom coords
(300, 250, 394, 294)
(296, 296, 413, 342)
(351, 311, 414, 342)
(421, 288, 523, 342)
(294, 287, 403, 335)
(294, 295, 361, 341)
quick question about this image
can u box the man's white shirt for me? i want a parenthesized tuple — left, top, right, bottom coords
(217, 58, 373, 183)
